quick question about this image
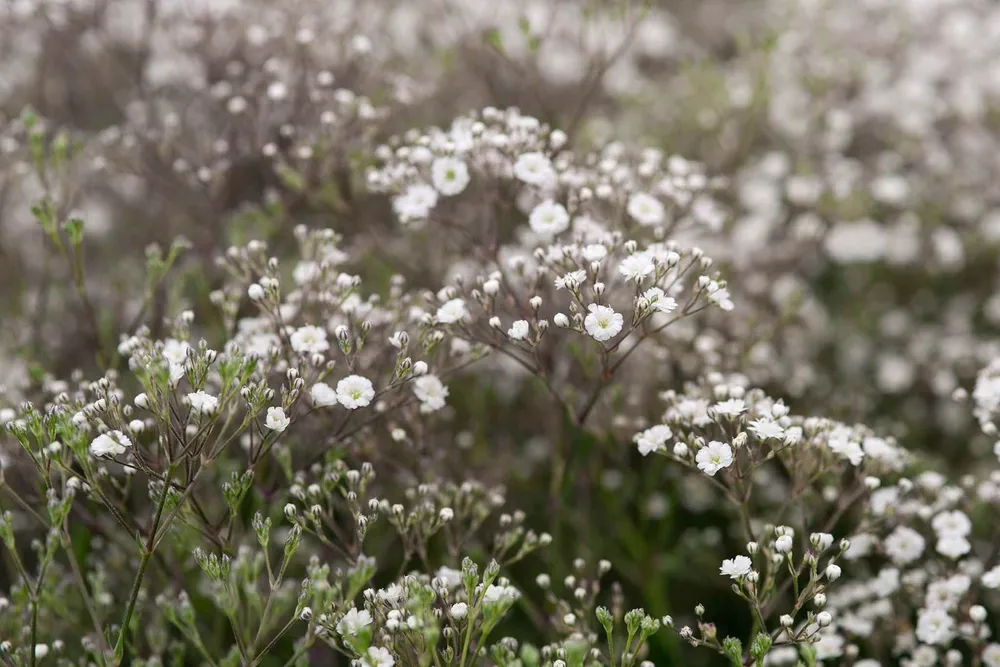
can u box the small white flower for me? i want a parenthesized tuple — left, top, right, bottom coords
(90, 431, 133, 458)
(936, 535, 971, 560)
(720, 555, 753, 579)
(507, 320, 530, 340)
(931, 510, 972, 538)
(413, 375, 449, 413)
(393, 183, 439, 220)
(582, 244, 607, 261)
(528, 201, 570, 237)
(619, 253, 656, 282)
(293, 261, 320, 285)
(696, 441, 733, 476)
(337, 608, 373, 637)
(774, 535, 793, 553)
(431, 157, 470, 196)
(310, 383, 338, 407)
(884, 526, 926, 565)
(265, 407, 290, 432)
(336, 375, 375, 409)
(583, 304, 623, 341)
(713, 399, 746, 417)
(450, 602, 468, 619)
(627, 193, 665, 226)
(365, 646, 395, 667)
(916, 607, 954, 645)
(435, 298, 468, 324)
(247, 283, 265, 300)
(641, 287, 677, 313)
(983, 565, 1000, 589)
(748, 419, 784, 440)
(513, 152, 556, 186)
(187, 391, 219, 415)
(983, 644, 1000, 667)
(555, 270, 587, 290)
(290, 325, 329, 355)
(634, 425, 673, 456)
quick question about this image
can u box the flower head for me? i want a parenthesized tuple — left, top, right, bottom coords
(583, 304, 623, 341)
(265, 407, 290, 432)
(90, 431, 133, 458)
(431, 157, 470, 196)
(336, 375, 375, 409)
(696, 441, 733, 476)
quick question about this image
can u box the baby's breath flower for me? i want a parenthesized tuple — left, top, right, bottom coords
(310, 383, 338, 407)
(583, 304, 623, 341)
(89, 431, 133, 458)
(187, 391, 219, 415)
(265, 407, 290, 432)
(695, 441, 733, 476)
(336, 375, 376, 410)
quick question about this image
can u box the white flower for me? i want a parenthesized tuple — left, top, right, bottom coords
(983, 565, 1000, 589)
(633, 425, 673, 456)
(435, 299, 468, 324)
(513, 152, 556, 186)
(719, 555, 752, 579)
(707, 285, 734, 311)
(713, 399, 746, 418)
(310, 383, 338, 407)
(915, 607, 954, 645)
(413, 375, 449, 412)
(528, 201, 570, 236)
(641, 287, 677, 313)
(619, 253, 656, 282)
(90, 431, 133, 458)
(507, 320, 530, 340)
(931, 511, 971, 538)
(364, 647, 395, 667)
(582, 244, 607, 261)
(162, 338, 190, 366)
(247, 283, 265, 300)
(187, 391, 218, 415)
(884, 526, 926, 565)
(450, 602, 468, 619)
(435, 566, 462, 589)
(748, 419, 784, 440)
(984, 644, 1000, 667)
(293, 261, 320, 285)
(483, 584, 519, 604)
(337, 608, 373, 637)
(431, 157, 470, 196)
(627, 193, 665, 226)
(290, 325, 329, 355)
(936, 536, 971, 560)
(774, 535, 793, 553)
(336, 375, 375, 409)
(265, 407, 290, 432)
(583, 304, 623, 341)
(555, 270, 587, 290)
(696, 441, 733, 476)
(393, 183, 439, 220)
(378, 584, 404, 605)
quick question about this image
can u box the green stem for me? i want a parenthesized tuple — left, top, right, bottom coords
(113, 468, 174, 663)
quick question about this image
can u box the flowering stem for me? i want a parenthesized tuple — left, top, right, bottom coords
(113, 467, 174, 664)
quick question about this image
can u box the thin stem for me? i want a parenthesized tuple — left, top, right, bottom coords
(113, 467, 174, 663)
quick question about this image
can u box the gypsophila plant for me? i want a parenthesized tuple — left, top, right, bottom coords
(4, 1, 1000, 666)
